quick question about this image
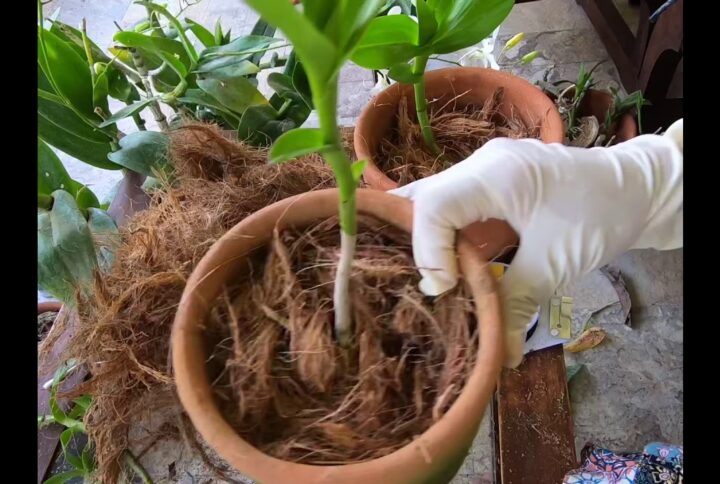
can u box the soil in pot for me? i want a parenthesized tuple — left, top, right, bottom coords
(204, 215, 478, 464)
(379, 87, 540, 186)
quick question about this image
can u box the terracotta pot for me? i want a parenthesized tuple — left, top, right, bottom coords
(38, 301, 62, 315)
(173, 188, 505, 484)
(354, 67, 564, 192)
(576, 89, 638, 143)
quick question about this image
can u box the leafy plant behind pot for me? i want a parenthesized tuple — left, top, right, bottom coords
(38, 139, 119, 305)
(350, 0, 515, 155)
(246, 0, 385, 346)
(605, 87, 650, 135)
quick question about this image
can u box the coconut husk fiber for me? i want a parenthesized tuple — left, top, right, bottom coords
(379, 87, 541, 185)
(56, 121, 479, 480)
(208, 216, 477, 465)
(57, 122, 337, 481)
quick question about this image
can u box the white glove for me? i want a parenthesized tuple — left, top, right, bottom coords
(391, 119, 683, 368)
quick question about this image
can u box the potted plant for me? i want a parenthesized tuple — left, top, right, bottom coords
(349, 0, 564, 191)
(538, 62, 646, 147)
(173, 1, 510, 482)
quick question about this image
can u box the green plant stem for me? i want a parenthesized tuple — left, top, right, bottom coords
(122, 450, 154, 484)
(411, 55, 442, 156)
(130, 48, 170, 131)
(80, 19, 96, 84)
(314, 76, 357, 346)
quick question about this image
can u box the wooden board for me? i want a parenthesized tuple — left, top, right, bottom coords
(493, 345, 577, 484)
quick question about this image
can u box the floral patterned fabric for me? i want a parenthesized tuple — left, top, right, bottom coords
(563, 442, 683, 484)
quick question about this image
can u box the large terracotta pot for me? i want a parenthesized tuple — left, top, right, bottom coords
(354, 67, 565, 191)
(172, 188, 505, 484)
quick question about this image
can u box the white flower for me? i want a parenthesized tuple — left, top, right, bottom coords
(458, 27, 500, 69)
(370, 71, 393, 95)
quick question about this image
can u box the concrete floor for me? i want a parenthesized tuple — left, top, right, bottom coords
(41, 0, 682, 482)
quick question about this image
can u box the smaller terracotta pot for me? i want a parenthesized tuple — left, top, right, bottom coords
(355, 67, 565, 192)
(576, 89, 638, 143)
(173, 188, 505, 484)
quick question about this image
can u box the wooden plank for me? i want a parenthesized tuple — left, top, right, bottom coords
(576, 0, 639, 92)
(494, 345, 577, 484)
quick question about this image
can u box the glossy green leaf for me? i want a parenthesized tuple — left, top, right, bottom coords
(38, 90, 109, 143)
(430, 0, 514, 54)
(197, 76, 268, 114)
(49, 20, 110, 64)
(38, 138, 74, 196)
(39, 63, 54, 93)
(416, 0, 438, 44)
(38, 27, 95, 119)
(43, 469, 85, 484)
(351, 159, 367, 183)
(336, 0, 385, 52)
(290, 60, 313, 109)
(248, 17, 277, 64)
(269, 128, 328, 164)
(351, 15, 420, 69)
(106, 64, 139, 102)
(72, 182, 101, 210)
(194, 60, 260, 79)
(98, 98, 158, 128)
(60, 428, 84, 470)
(245, 0, 338, 82)
(92, 66, 111, 122)
(113, 31, 190, 67)
(135, 1, 199, 61)
(186, 18, 216, 47)
(38, 190, 98, 304)
(238, 104, 287, 146)
(178, 89, 241, 124)
(38, 96, 120, 170)
(107, 131, 169, 177)
(388, 62, 421, 83)
(214, 18, 224, 46)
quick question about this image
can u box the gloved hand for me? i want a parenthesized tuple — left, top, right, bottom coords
(392, 119, 683, 368)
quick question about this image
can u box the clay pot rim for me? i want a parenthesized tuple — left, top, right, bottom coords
(38, 301, 62, 316)
(354, 66, 565, 191)
(172, 188, 505, 483)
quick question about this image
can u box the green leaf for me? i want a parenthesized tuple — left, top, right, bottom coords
(178, 89, 241, 124)
(416, 0, 439, 44)
(43, 469, 85, 484)
(38, 27, 95, 119)
(38, 90, 109, 143)
(194, 60, 260, 80)
(73, 183, 100, 211)
(38, 138, 74, 196)
(214, 18, 224, 46)
(38, 95, 120, 170)
(198, 35, 281, 69)
(88, 208, 119, 271)
(186, 18, 216, 47)
(107, 131, 169, 177)
(245, 0, 338, 82)
(290, 60, 313, 109)
(113, 31, 191, 67)
(197, 76, 268, 114)
(388, 62, 421, 83)
(98, 98, 158, 128)
(238, 104, 288, 146)
(351, 159, 367, 183)
(92, 65, 112, 122)
(106, 65, 140, 103)
(49, 20, 110, 64)
(269, 128, 328, 164)
(351, 15, 420, 69)
(335, 0, 386, 52)
(60, 428, 84, 470)
(430, 0, 514, 54)
(38, 191, 98, 304)
(135, 1, 199, 61)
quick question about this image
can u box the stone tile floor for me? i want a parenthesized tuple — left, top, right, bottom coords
(40, 0, 682, 482)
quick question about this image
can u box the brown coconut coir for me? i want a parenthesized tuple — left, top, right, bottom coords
(378, 88, 541, 185)
(49, 122, 479, 480)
